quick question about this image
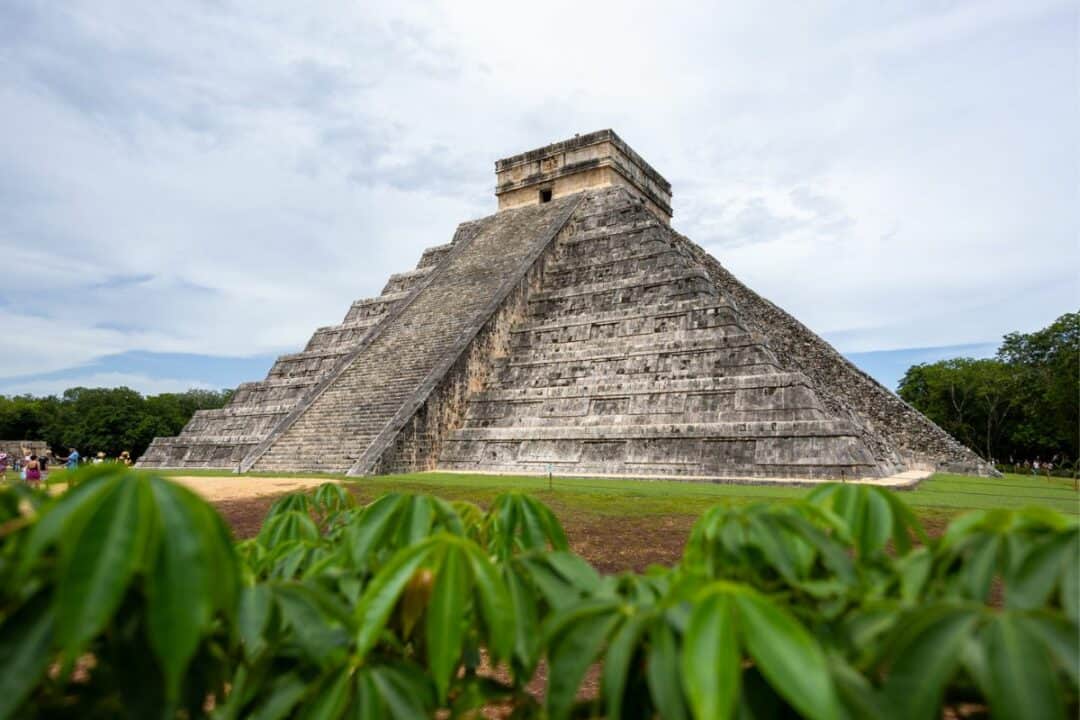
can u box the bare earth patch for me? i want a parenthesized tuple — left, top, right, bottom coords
(172, 475, 335, 502)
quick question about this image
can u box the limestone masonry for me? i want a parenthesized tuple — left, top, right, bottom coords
(140, 130, 991, 482)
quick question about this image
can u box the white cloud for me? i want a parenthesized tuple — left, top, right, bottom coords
(0, 372, 213, 397)
(1, 0, 1076, 390)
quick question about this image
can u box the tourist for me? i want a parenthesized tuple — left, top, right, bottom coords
(119, 450, 132, 466)
(25, 454, 42, 487)
(39, 454, 49, 482)
(0, 452, 7, 481)
(64, 448, 80, 471)
(1032, 459, 1040, 476)
(94, 452, 105, 464)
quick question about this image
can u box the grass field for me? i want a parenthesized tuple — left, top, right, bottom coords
(149, 468, 1079, 520)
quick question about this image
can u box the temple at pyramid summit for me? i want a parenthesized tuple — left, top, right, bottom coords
(140, 130, 990, 482)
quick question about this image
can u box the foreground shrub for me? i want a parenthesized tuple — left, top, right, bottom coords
(0, 467, 1076, 719)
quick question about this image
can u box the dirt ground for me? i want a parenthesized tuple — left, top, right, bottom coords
(195, 476, 952, 574)
(172, 476, 332, 502)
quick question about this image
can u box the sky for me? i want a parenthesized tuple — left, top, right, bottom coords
(1, 0, 1075, 396)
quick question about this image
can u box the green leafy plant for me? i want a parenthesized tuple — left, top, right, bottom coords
(1, 467, 1076, 719)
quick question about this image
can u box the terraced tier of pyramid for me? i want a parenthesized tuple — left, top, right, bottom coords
(140, 130, 989, 482)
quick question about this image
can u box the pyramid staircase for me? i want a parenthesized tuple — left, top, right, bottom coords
(138, 241, 454, 468)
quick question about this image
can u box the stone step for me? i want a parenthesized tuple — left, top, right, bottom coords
(496, 362, 785, 388)
(448, 419, 863, 441)
(543, 251, 692, 291)
(506, 328, 770, 365)
(529, 266, 712, 303)
(250, 195, 582, 473)
(418, 243, 454, 268)
(235, 376, 319, 391)
(343, 291, 411, 324)
(511, 299, 737, 336)
(190, 404, 293, 419)
(470, 372, 813, 401)
(462, 408, 827, 428)
(381, 265, 436, 295)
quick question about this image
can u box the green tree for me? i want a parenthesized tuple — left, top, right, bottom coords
(900, 311, 1080, 463)
(0, 387, 231, 459)
(998, 312, 1079, 460)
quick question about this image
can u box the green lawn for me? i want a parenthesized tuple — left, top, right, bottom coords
(153, 468, 1079, 520)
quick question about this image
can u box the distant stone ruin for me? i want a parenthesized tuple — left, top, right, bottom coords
(0, 441, 49, 461)
(140, 130, 990, 482)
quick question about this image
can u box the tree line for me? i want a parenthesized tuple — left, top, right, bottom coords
(0, 387, 231, 459)
(899, 312, 1079, 467)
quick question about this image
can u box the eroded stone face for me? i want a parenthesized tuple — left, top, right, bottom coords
(141, 133, 989, 481)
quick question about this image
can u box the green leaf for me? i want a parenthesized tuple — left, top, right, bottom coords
(681, 594, 739, 720)
(56, 475, 153, 661)
(878, 487, 928, 551)
(355, 539, 436, 658)
(0, 600, 54, 720)
(546, 551, 602, 594)
(603, 611, 648, 720)
(400, 495, 434, 545)
(734, 590, 840, 720)
(746, 516, 799, 583)
(347, 494, 404, 571)
(299, 667, 353, 720)
(464, 543, 514, 662)
(962, 534, 1000, 600)
(647, 618, 689, 720)
(520, 554, 588, 609)
(239, 584, 274, 658)
(248, 672, 308, 720)
(145, 478, 214, 700)
(880, 605, 978, 720)
(775, 512, 855, 585)
(545, 601, 621, 720)
(1009, 532, 1073, 609)
(274, 583, 351, 667)
(505, 563, 540, 676)
(366, 665, 435, 719)
(828, 653, 885, 720)
(1018, 612, 1080, 688)
(979, 614, 1064, 720)
(258, 510, 319, 549)
(16, 471, 120, 579)
(895, 547, 932, 603)
(858, 489, 892, 557)
(427, 546, 467, 701)
(1062, 537, 1079, 623)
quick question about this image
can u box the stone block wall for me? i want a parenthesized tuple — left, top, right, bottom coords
(670, 233, 993, 475)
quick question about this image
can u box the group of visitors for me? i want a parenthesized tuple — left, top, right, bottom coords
(0, 447, 134, 487)
(1006, 455, 1064, 478)
(0, 450, 48, 486)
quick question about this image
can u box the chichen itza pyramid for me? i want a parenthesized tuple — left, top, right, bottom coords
(140, 130, 989, 482)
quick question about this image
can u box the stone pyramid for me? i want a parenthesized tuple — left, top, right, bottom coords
(140, 130, 988, 481)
